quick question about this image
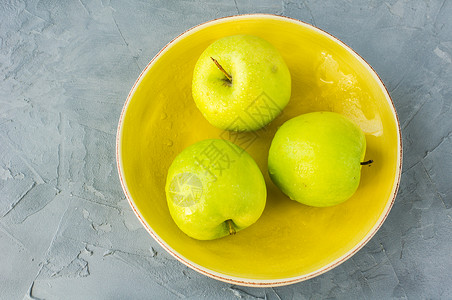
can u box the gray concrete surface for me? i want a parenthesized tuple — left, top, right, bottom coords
(1, 0, 451, 299)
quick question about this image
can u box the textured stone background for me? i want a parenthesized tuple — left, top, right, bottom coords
(1, 0, 451, 299)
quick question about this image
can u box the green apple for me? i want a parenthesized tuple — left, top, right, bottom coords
(192, 35, 291, 132)
(268, 112, 369, 207)
(165, 139, 266, 240)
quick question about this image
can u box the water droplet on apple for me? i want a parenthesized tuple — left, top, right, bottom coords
(165, 139, 173, 147)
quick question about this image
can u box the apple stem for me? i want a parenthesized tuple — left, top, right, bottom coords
(360, 159, 374, 166)
(210, 57, 232, 83)
(226, 219, 236, 235)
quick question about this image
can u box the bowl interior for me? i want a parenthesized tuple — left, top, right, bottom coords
(118, 15, 401, 284)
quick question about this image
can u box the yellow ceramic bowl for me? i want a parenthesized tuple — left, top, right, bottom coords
(116, 14, 402, 286)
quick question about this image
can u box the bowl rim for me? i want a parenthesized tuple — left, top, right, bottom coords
(116, 13, 403, 287)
